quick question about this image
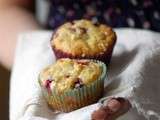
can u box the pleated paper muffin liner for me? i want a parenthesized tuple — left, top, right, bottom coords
(39, 60, 107, 112)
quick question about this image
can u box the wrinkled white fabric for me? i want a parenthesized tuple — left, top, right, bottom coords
(10, 29, 160, 120)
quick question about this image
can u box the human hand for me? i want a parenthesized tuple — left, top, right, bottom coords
(91, 97, 131, 120)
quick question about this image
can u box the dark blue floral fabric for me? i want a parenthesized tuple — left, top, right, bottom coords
(47, 0, 160, 32)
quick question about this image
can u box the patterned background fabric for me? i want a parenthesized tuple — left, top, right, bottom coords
(47, 0, 160, 32)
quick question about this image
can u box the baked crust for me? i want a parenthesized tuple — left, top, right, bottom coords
(39, 59, 101, 93)
(51, 19, 117, 63)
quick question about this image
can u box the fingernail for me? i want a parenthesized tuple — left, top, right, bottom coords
(107, 99, 121, 112)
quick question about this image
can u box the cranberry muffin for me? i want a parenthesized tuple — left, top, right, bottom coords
(39, 58, 107, 112)
(51, 19, 117, 65)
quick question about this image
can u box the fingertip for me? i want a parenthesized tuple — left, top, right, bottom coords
(107, 98, 121, 112)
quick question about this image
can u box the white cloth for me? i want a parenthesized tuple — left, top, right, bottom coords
(10, 29, 160, 120)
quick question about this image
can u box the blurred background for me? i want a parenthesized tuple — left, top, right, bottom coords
(0, 66, 10, 120)
(0, 0, 160, 119)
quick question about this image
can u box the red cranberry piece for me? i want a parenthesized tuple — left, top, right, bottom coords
(44, 79, 52, 93)
(74, 78, 84, 89)
(78, 27, 87, 34)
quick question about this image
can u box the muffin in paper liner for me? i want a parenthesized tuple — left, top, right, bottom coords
(39, 60, 107, 112)
(52, 42, 115, 66)
(51, 19, 117, 65)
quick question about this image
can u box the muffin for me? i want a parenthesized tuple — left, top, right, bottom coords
(39, 58, 107, 112)
(51, 19, 117, 65)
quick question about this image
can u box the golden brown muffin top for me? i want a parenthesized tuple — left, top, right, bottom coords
(51, 19, 116, 57)
(39, 59, 102, 93)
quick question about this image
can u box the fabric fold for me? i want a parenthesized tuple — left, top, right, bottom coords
(10, 29, 160, 120)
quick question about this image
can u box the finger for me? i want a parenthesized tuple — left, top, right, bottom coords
(107, 98, 121, 112)
(91, 97, 131, 120)
(106, 97, 131, 120)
